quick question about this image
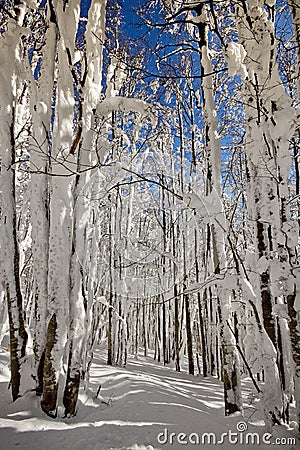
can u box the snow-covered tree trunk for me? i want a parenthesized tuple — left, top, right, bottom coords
(41, 0, 80, 417)
(288, 3, 300, 429)
(63, 0, 106, 416)
(192, 3, 242, 416)
(29, 15, 58, 396)
(0, 19, 28, 401)
(233, 0, 299, 425)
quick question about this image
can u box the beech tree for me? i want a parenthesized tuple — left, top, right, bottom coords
(0, 0, 299, 430)
(0, 0, 107, 417)
(136, 0, 299, 426)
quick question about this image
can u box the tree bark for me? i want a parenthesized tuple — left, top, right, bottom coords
(0, 25, 28, 399)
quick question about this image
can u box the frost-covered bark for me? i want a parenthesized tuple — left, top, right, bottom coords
(0, 20, 28, 401)
(29, 14, 57, 396)
(192, 3, 242, 416)
(40, 0, 80, 417)
(63, 0, 106, 417)
(1, 0, 298, 426)
(232, 0, 298, 425)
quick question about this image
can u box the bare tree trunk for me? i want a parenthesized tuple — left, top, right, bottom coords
(287, 291, 300, 430)
(195, 227, 208, 377)
(174, 286, 180, 372)
(185, 293, 194, 375)
(208, 288, 216, 376)
(107, 292, 113, 366)
(162, 300, 168, 365)
(41, 314, 57, 416)
(198, 292, 208, 377)
(142, 300, 147, 357)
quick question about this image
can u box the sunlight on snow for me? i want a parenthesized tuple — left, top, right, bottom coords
(0, 418, 172, 433)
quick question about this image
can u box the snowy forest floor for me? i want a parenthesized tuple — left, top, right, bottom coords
(0, 347, 299, 450)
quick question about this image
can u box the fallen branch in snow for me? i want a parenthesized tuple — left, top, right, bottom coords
(94, 384, 113, 406)
(96, 384, 101, 398)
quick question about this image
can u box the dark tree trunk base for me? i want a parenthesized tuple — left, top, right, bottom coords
(63, 371, 80, 417)
(41, 314, 58, 417)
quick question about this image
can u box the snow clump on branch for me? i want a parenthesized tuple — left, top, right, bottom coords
(225, 42, 248, 79)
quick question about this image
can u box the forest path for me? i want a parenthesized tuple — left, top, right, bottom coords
(0, 348, 297, 450)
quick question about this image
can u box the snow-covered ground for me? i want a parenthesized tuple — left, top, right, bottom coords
(0, 348, 298, 450)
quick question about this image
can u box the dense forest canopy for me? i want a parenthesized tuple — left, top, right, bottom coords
(0, 0, 299, 434)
